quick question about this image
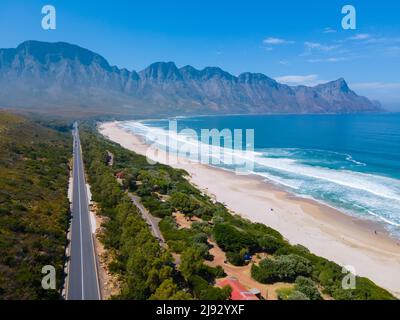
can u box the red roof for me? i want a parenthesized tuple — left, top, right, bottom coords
(217, 277, 259, 300)
(115, 171, 124, 179)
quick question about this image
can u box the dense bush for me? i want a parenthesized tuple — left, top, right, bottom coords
(225, 249, 248, 266)
(169, 192, 201, 215)
(82, 124, 396, 301)
(80, 128, 191, 300)
(149, 279, 192, 300)
(276, 287, 293, 300)
(0, 113, 71, 299)
(141, 195, 173, 218)
(251, 254, 313, 283)
(159, 217, 197, 253)
(287, 290, 310, 300)
(271, 242, 395, 300)
(294, 276, 322, 300)
(213, 223, 257, 253)
(189, 275, 231, 300)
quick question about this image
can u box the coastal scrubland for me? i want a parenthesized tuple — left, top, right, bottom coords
(83, 124, 395, 300)
(0, 112, 71, 299)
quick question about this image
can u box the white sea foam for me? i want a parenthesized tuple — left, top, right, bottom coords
(120, 120, 400, 233)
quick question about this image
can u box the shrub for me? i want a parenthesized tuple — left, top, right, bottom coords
(194, 243, 210, 259)
(251, 254, 312, 283)
(287, 290, 310, 300)
(213, 223, 257, 253)
(225, 248, 249, 266)
(169, 192, 201, 215)
(257, 234, 281, 254)
(277, 287, 294, 300)
(294, 276, 322, 300)
(189, 275, 231, 300)
(191, 232, 208, 244)
(191, 221, 212, 234)
(226, 251, 246, 266)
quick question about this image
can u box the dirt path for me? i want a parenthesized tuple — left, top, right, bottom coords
(128, 193, 165, 246)
(205, 241, 293, 300)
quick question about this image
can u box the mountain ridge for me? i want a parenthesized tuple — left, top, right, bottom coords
(0, 40, 382, 117)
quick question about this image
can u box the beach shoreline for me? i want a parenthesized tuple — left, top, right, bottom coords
(98, 121, 400, 297)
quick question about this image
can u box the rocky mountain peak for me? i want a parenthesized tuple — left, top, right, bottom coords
(140, 61, 182, 80)
(0, 41, 383, 116)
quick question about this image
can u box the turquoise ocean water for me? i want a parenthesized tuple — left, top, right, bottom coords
(121, 113, 400, 238)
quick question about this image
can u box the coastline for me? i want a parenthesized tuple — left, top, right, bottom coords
(98, 121, 400, 297)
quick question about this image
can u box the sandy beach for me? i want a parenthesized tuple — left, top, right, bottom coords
(99, 121, 400, 297)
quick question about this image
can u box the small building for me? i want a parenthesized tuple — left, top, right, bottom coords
(115, 171, 124, 179)
(217, 277, 259, 301)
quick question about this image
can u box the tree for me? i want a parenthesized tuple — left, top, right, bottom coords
(257, 234, 281, 254)
(188, 275, 231, 300)
(149, 279, 192, 300)
(180, 247, 204, 281)
(251, 254, 312, 283)
(191, 232, 208, 244)
(213, 223, 257, 253)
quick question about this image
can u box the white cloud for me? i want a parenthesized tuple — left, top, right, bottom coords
(307, 57, 346, 63)
(349, 33, 371, 40)
(304, 41, 338, 51)
(263, 37, 295, 45)
(274, 74, 329, 86)
(323, 27, 337, 34)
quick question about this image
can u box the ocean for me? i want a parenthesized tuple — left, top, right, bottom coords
(120, 113, 400, 238)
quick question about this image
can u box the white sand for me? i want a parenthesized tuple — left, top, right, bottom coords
(99, 121, 400, 297)
(86, 184, 97, 234)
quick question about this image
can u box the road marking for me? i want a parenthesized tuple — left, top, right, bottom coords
(76, 136, 85, 300)
(78, 134, 101, 300)
(82, 170, 102, 300)
(68, 127, 100, 300)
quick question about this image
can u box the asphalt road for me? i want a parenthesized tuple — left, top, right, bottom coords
(67, 123, 100, 300)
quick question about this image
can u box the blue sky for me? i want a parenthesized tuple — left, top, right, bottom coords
(1, 0, 399, 109)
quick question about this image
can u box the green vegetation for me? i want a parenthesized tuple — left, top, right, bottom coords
(149, 279, 192, 300)
(251, 254, 313, 283)
(277, 277, 321, 300)
(1, 113, 393, 301)
(81, 124, 396, 300)
(293, 276, 322, 300)
(80, 127, 230, 300)
(0, 112, 71, 299)
(286, 290, 310, 300)
(79, 129, 191, 299)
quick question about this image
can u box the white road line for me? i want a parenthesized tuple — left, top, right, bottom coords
(76, 137, 85, 300)
(80, 153, 102, 300)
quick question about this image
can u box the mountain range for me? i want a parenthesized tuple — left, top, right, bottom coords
(0, 41, 382, 118)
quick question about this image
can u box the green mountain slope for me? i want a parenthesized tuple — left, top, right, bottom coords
(0, 112, 71, 299)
